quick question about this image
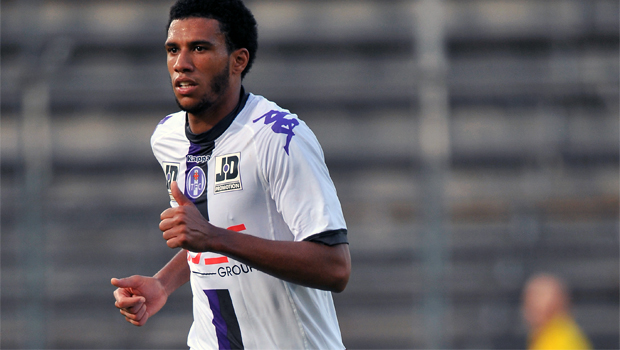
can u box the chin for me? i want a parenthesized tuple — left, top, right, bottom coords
(176, 96, 214, 115)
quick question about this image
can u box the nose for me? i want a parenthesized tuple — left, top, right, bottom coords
(173, 50, 193, 73)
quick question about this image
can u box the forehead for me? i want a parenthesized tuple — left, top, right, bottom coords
(166, 17, 224, 44)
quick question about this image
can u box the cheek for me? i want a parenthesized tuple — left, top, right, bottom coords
(193, 60, 214, 74)
(197, 54, 227, 73)
(167, 60, 175, 77)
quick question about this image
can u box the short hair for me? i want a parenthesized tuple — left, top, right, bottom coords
(168, 0, 258, 79)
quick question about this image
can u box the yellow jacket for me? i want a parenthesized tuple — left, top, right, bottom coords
(528, 313, 592, 350)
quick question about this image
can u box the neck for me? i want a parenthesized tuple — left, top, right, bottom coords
(187, 84, 241, 134)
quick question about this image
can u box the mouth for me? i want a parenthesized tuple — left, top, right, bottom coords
(175, 79, 198, 95)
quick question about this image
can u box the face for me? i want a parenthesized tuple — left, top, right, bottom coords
(166, 17, 232, 117)
(522, 276, 566, 332)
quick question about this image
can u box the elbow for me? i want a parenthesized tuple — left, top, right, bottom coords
(329, 243, 351, 293)
(329, 258, 351, 293)
(331, 275, 349, 293)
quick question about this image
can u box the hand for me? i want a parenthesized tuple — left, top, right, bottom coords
(111, 275, 168, 326)
(159, 181, 214, 252)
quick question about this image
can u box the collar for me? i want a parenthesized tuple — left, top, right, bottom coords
(185, 86, 249, 145)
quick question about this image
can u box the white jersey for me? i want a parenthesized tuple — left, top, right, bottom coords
(151, 91, 348, 350)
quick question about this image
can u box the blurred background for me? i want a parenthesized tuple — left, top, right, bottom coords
(1, 0, 618, 349)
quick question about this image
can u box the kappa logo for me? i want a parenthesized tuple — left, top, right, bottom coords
(186, 166, 206, 199)
(187, 154, 210, 163)
(214, 153, 242, 194)
(163, 162, 180, 201)
(253, 110, 299, 155)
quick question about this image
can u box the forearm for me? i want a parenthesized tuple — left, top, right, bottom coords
(159, 183, 350, 292)
(154, 249, 191, 296)
(212, 229, 351, 292)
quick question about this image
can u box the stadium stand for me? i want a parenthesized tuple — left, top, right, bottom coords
(2, 0, 618, 348)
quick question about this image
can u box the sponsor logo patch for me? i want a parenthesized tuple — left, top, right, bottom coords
(214, 153, 242, 194)
(188, 225, 251, 279)
(186, 166, 206, 199)
(163, 162, 180, 202)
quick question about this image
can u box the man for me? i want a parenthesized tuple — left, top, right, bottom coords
(111, 0, 351, 349)
(522, 273, 592, 350)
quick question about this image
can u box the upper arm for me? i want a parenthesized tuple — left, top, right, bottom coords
(257, 115, 347, 242)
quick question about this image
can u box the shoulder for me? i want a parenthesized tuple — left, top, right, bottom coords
(153, 111, 185, 133)
(240, 93, 317, 156)
(151, 111, 185, 145)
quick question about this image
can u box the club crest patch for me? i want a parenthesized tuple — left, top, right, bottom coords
(186, 166, 206, 199)
(214, 153, 242, 194)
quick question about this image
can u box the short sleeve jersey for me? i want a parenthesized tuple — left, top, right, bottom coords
(151, 91, 348, 350)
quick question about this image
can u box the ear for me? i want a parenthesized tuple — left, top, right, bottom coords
(230, 48, 249, 76)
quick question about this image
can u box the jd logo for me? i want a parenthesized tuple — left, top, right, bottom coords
(215, 154, 239, 182)
(163, 162, 179, 201)
(214, 153, 242, 194)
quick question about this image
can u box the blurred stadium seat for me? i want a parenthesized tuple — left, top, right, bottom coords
(1, 0, 618, 349)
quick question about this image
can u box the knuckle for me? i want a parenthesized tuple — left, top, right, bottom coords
(175, 215, 187, 226)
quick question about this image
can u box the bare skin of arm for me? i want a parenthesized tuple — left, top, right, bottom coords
(160, 181, 351, 293)
(112, 181, 350, 326)
(111, 249, 190, 326)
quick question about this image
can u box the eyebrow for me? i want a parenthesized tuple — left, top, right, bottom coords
(165, 40, 216, 48)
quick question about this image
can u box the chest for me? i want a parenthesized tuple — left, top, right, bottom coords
(165, 133, 266, 223)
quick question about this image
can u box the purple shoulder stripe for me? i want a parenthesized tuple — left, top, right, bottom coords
(158, 114, 174, 125)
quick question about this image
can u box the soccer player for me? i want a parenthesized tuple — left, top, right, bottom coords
(110, 0, 351, 349)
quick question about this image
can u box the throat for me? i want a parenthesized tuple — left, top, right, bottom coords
(188, 114, 220, 134)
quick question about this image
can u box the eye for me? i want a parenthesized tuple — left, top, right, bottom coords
(194, 46, 206, 52)
(167, 47, 178, 54)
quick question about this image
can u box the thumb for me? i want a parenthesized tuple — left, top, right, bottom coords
(111, 275, 142, 289)
(170, 181, 192, 206)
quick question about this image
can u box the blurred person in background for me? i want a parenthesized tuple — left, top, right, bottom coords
(111, 0, 351, 349)
(522, 273, 592, 350)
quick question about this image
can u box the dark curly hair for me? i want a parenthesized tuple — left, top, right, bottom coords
(168, 0, 258, 79)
